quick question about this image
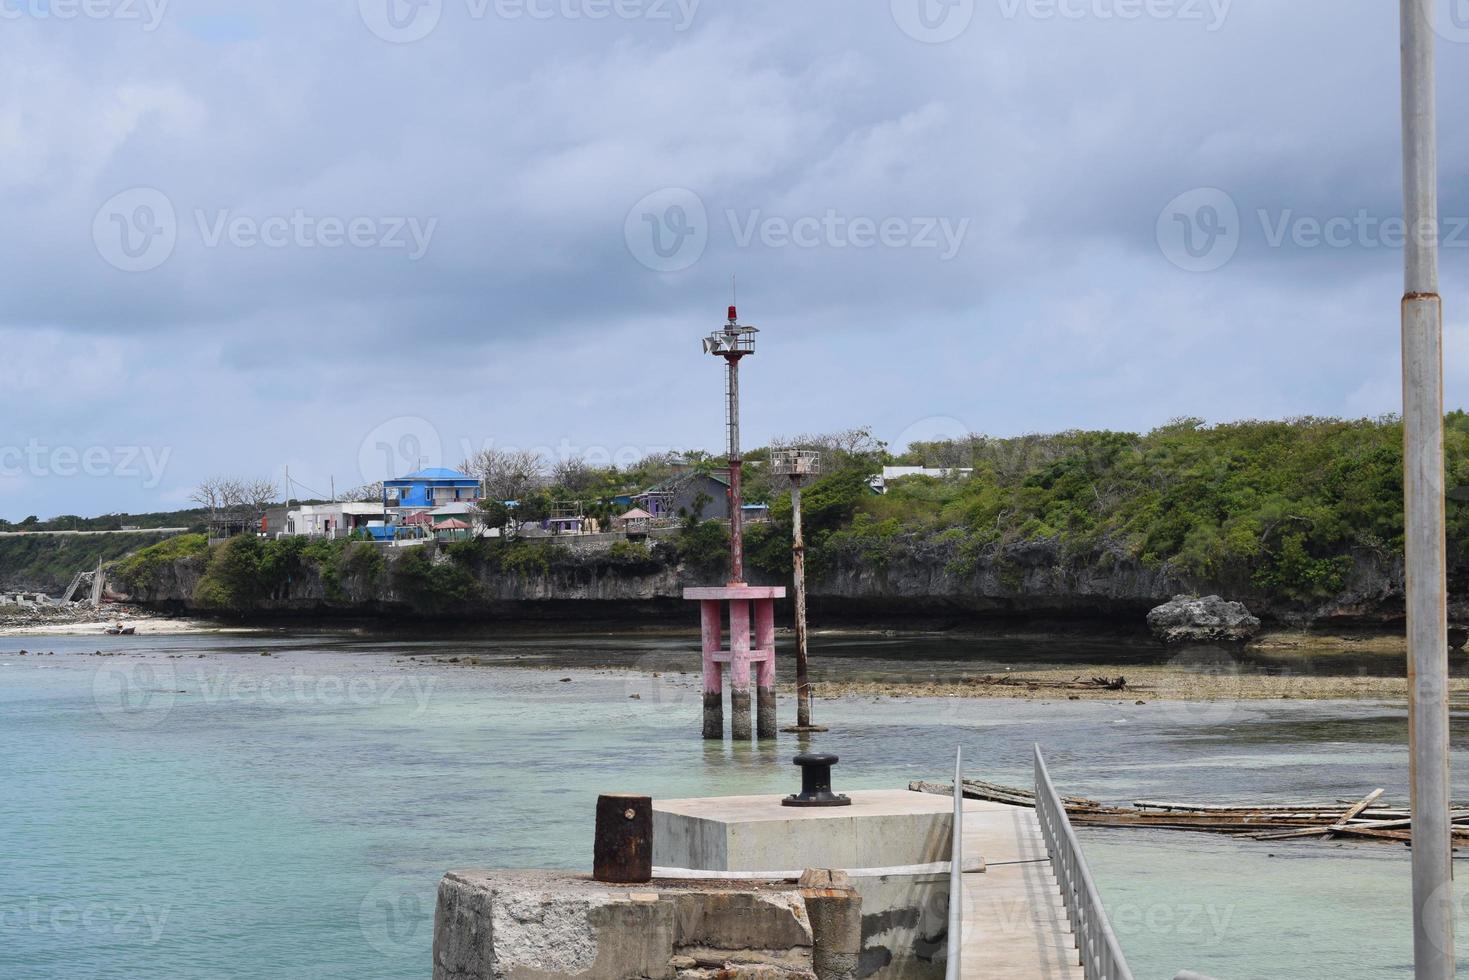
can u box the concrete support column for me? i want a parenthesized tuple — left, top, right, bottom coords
(755, 598, 777, 739)
(700, 600, 724, 740)
(728, 599, 752, 740)
(799, 869, 862, 980)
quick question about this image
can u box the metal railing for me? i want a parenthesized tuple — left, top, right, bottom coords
(946, 746, 964, 980)
(1034, 745, 1135, 980)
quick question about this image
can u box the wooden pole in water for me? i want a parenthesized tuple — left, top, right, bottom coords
(593, 794, 652, 884)
(1399, 1, 1454, 975)
(791, 476, 812, 728)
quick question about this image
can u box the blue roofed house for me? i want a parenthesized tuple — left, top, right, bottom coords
(384, 468, 482, 513)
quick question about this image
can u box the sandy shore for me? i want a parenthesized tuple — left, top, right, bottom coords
(0, 615, 241, 637)
(813, 665, 1461, 702)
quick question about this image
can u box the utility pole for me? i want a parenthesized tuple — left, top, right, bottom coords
(1400, 2, 1454, 975)
(774, 449, 826, 733)
(703, 306, 758, 584)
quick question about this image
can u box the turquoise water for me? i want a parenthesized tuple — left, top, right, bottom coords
(2, 629, 1467, 979)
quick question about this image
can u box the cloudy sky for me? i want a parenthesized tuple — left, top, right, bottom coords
(3, 0, 1469, 519)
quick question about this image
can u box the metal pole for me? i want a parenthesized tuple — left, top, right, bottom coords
(791, 475, 812, 728)
(946, 746, 963, 980)
(1400, 2, 1455, 975)
(725, 354, 745, 585)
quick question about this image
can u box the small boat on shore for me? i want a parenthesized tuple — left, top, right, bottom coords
(103, 624, 135, 636)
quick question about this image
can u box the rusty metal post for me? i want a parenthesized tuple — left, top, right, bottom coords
(791, 477, 814, 728)
(1400, 2, 1454, 974)
(593, 794, 652, 884)
(775, 450, 825, 734)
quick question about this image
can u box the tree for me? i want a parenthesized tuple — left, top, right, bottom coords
(477, 499, 513, 538)
(551, 456, 597, 492)
(464, 448, 545, 502)
(190, 477, 231, 517)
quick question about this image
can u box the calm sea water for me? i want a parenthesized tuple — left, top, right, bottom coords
(2, 628, 1467, 979)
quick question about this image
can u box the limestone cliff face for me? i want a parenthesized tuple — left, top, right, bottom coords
(113, 534, 1427, 628)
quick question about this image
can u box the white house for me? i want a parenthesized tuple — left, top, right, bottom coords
(284, 502, 388, 538)
(869, 466, 974, 494)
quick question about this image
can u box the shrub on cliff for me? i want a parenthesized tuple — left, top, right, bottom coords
(676, 519, 729, 575)
(390, 546, 481, 610)
(193, 535, 303, 610)
(860, 416, 1467, 603)
(111, 533, 208, 593)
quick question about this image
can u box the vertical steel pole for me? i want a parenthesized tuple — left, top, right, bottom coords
(726, 353, 745, 585)
(791, 476, 813, 728)
(946, 745, 963, 980)
(1400, 2, 1455, 975)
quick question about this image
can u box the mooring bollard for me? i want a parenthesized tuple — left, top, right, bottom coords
(593, 794, 652, 884)
(782, 753, 852, 808)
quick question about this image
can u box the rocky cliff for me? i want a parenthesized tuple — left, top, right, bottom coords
(109, 532, 1431, 629)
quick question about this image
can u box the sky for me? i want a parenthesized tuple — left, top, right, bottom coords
(4, 0, 1469, 520)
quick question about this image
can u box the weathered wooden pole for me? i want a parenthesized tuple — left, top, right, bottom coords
(1399, 1, 1454, 975)
(791, 477, 812, 728)
(593, 794, 652, 884)
(775, 450, 825, 734)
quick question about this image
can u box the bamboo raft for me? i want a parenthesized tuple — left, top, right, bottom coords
(910, 778, 1469, 846)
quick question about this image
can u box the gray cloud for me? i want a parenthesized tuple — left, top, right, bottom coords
(1, 0, 1467, 517)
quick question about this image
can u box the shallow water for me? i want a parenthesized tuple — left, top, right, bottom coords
(2, 629, 1467, 979)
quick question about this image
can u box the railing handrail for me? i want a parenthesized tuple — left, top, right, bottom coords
(946, 746, 963, 980)
(1034, 745, 1135, 980)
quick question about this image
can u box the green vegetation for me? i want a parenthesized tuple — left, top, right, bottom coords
(0, 531, 192, 592)
(110, 533, 208, 592)
(88, 414, 1469, 614)
(676, 519, 730, 575)
(742, 415, 1462, 604)
(390, 546, 480, 611)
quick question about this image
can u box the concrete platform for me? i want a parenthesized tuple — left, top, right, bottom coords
(655, 790, 952, 871)
(654, 790, 1084, 979)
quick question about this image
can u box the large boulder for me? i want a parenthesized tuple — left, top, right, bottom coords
(1147, 594, 1260, 643)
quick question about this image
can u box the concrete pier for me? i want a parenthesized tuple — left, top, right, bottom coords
(686, 585, 786, 740)
(433, 869, 859, 979)
(433, 789, 1089, 979)
(655, 790, 954, 977)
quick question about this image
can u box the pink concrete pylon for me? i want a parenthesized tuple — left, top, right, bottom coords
(685, 585, 786, 740)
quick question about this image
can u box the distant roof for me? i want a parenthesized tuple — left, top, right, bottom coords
(404, 467, 473, 480)
(641, 470, 730, 494)
(432, 519, 470, 530)
(618, 507, 654, 520)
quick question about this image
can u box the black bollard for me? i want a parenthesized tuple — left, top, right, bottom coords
(782, 753, 852, 808)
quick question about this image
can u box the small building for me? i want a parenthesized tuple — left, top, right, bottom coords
(384, 468, 481, 511)
(634, 471, 731, 521)
(285, 502, 389, 538)
(614, 507, 655, 536)
(432, 518, 471, 542)
(869, 466, 974, 494)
